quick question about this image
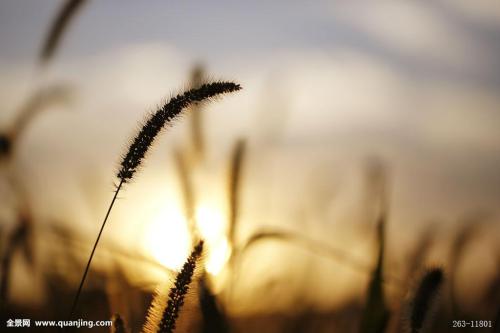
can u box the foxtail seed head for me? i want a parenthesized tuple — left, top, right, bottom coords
(410, 268, 444, 333)
(118, 82, 241, 182)
(143, 240, 204, 333)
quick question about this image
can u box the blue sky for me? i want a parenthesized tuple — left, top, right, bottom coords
(1, 1, 499, 87)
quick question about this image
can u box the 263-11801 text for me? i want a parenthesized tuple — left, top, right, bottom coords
(452, 320, 492, 328)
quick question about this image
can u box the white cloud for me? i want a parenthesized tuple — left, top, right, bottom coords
(438, 0, 500, 25)
(330, 2, 490, 70)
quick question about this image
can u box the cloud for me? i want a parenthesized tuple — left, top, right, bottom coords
(329, 2, 495, 72)
(1, 41, 499, 244)
(438, 0, 500, 25)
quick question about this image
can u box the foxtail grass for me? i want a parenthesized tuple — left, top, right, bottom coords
(40, 0, 87, 65)
(0, 134, 11, 158)
(111, 313, 128, 333)
(227, 139, 246, 247)
(225, 139, 246, 304)
(409, 268, 444, 333)
(45, 222, 174, 275)
(360, 189, 390, 333)
(0, 216, 30, 309)
(10, 85, 72, 144)
(1, 84, 72, 159)
(174, 149, 197, 242)
(449, 212, 488, 315)
(175, 149, 230, 332)
(142, 240, 204, 333)
(188, 65, 206, 161)
(494, 305, 500, 333)
(239, 228, 402, 284)
(117, 82, 240, 182)
(405, 225, 434, 282)
(198, 273, 229, 333)
(69, 81, 240, 320)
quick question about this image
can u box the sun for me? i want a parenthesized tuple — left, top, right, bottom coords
(195, 203, 231, 276)
(142, 200, 231, 277)
(141, 204, 191, 270)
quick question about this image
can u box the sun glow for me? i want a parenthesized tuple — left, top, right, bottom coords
(142, 204, 191, 270)
(195, 203, 231, 275)
(142, 199, 230, 276)
(205, 238, 231, 275)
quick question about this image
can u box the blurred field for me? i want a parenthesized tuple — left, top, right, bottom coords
(1, 1, 499, 332)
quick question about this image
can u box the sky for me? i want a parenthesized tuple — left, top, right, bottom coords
(1, 0, 500, 308)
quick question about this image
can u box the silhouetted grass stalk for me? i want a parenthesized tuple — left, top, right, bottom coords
(360, 163, 390, 333)
(409, 268, 444, 333)
(111, 313, 128, 333)
(69, 82, 241, 320)
(239, 228, 403, 286)
(174, 149, 197, 243)
(0, 220, 30, 308)
(227, 139, 246, 248)
(188, 65, 206, 161)
(143, 240, 204, 333)
(40, 0, 88, 65)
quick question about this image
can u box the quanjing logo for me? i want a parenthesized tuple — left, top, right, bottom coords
(6, 319, 30, 328)
(5, 318, 112, 329)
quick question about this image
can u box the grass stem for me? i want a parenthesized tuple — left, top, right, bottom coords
(68, 178, 123, 319)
